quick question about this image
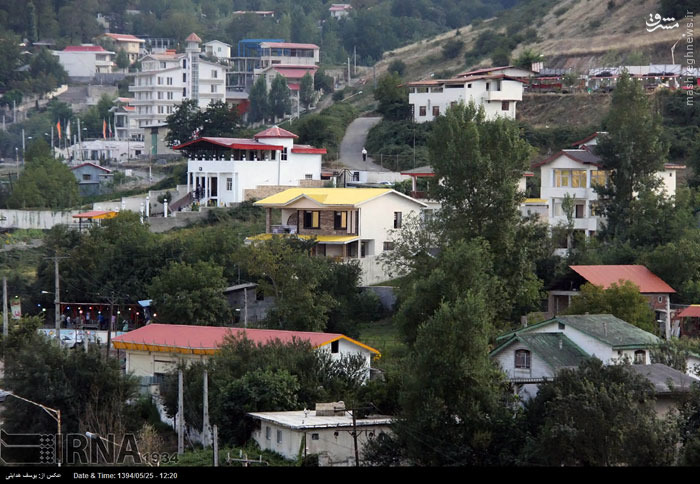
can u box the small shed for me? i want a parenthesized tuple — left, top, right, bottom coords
(72, 210, 118, 231)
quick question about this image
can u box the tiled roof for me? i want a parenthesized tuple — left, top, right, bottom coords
(112, 323, 379, 355)
(185, 33, 202, 43)
(531, 149, 601, 168)
(71, 162, 112, 173)
(570, 265, 675, 293)
(172, 137, 283, 151)
(627, 363, 698, 394)
(254, 126, 299, 139)
(103, 33, 145, 43)
(496, 314, 662, 349)
(677, 305, 700, 318)
(493, 333, 589, 370)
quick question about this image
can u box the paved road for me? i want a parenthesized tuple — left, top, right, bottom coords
(339, 116, 384, 172)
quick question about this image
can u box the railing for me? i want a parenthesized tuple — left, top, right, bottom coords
(189, 154, 275, 162)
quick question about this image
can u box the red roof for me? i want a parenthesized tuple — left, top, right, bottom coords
(571, 132, 603, 147)
(262, 42, 319, 50)
(173, 137, 283, 151)
(570, 265, 675, 294)
(185, 33, 202, 43)
(63, 45, 107, 52)
(292, 145, 327, 154)
(103, 33, 145, 43)
(112, 323, 379, 354)
(254, 126, 299, 139)
(678, 306, 700, 318)
(271, 66, 318, 79)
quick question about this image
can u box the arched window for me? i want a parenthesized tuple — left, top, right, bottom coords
(515, 349, 531, 369)
(634, 350, 646, 365)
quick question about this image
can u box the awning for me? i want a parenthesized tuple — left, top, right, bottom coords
(246, 233, 359, 244)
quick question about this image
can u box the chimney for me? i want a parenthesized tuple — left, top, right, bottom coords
(521, 315, 528, 328)
(559, 335, 563, 350)
(603, 321, 607, 337)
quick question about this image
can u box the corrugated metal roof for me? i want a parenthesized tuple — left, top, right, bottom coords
(627, 364, 698, 394)
(502, 333, 588, 369)
(555, 314, 662, 348)
(570, 265, 675, 293)
(678, 305, 700, 318)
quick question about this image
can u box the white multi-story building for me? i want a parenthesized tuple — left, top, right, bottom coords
(129, 33, 226, 129)
(533, 132, 685, 250)
(407, 66, 527, 123)
(53, 45, 115, 78)
(174, 126, 326, 206)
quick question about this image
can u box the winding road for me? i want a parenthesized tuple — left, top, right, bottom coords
(338, 116, 384, 172)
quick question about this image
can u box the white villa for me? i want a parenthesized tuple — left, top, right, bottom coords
(53, 45, 115, 78)
(407, 66, 529, 123)
(129, 33, 226, 129)
(533, 132, 685, 251)
(173, 126, 326, 206)
(249, 187, 428, 284)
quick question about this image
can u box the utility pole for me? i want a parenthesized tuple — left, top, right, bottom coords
(243, 287, 248, 329)
(351, 406, 359, 467)
(45, 254, 68, 344)
(178, 369, 184, 455)
(213, 425, 218, 467)
(106, 292, 115, 358)
(347, 57, 351, 84)
(202, 369, 211, 447)
(3, 276, 7, 339)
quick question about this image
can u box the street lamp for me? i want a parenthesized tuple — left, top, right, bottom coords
(0, 389, 62, 466)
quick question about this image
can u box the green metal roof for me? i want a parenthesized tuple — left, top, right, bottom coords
(496, 314, 661, 349)
(491, 333, 589, 370)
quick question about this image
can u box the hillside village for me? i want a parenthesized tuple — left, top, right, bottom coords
(0, 0, 698, 470)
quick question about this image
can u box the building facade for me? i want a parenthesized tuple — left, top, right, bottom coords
(53, 45, 115, 78)
(174, 126, 325, 206)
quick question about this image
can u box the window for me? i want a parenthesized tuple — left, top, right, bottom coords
(432, 106, 440, 116)
(183, 73, 187, 82)
(590, 170, 607, 187)
(212, 69, 218, 78)
(485, 82, 490, 91)
(226, 178, 233, 191)
(383, 241, 395, 251)
(157, 77, 162, 85)
(82, 174, 91, 181)
(211, 84, 217, 93)
(276, 430, 282, 444)
(634, 350, 646, 365)
(571, 170, 587, 188)
(554, 169, 570, 187)
(334, 211, 347, 230)
(281, 147, 288, 160)
(182, 59, 187, 69)
(501, 101, 509, 111)
(158, 105, 164, 114)
(265, 426, 271, 440)
(157, 92, 163, 99)
(183, 88, 187, 97)
(331, 340, 339, 353)
(558, 322, 565, 330)
(311, 433, 319, 441)
(394, 212, 402, 229)
(419, 106, 426, 116)
(467, 83, 472, 88)
(575, 203, 585, 218)
(167, 77, 173, 85)
(305, 174, 313, 180)
(514, 349, 531, 369)
(303, 211, 320, 229)
(167, 92, 173, 100)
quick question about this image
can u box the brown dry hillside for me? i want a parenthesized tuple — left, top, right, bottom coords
(517, 93, 611, 127)
(373, 0, 691, 82)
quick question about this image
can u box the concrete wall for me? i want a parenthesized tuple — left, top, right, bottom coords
(0, 209, 82, 230)
(361, 286, 396, 312)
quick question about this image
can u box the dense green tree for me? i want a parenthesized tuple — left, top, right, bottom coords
(268, 75, 292, 121)
(7, 140, 80, 209)
(2, 317, 137, 444)
(595, 72, 668, 242)
(115, 49, 130, 70)
(394, 241, 519, 465)
(522, 359, 677, 466)
(313, 69, 334, 94)
(245, 237, 335, 332)
(247, 76, 269, 124)
(563, 281, 657, 334)
(147, 260, 232, 326)
(164, 99, 202, 147)
(199, 100, 242, 137)
(373, 72, 410, 121)
(299, 72, 314, 110)
(427, 102, 544, 322)
(514, 47, 542, 69)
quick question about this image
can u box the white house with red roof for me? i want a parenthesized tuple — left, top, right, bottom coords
(174, 126, 325, 206)
(329, 3, 352, 18)
(533, 132, 685, 252)
(111, 323, 380, 381)
(53, 44, 115, 78)
(407, 66, 526, 123)
(548, 264, 676, 339)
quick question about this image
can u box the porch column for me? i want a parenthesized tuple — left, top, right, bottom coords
(266, 208, 271, 233)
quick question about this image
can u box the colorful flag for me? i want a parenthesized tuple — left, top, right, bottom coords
(102, 119, 107, 139)
(56, 120, 61, 139)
